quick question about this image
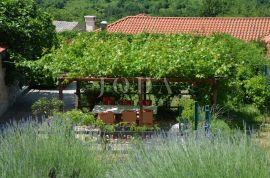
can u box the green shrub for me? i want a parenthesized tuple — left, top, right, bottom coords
(211, 119, 231, 132)
(32, 98, 63, 117)
(58, 30, 82, 42)
(244, 75, 270, 110)
(178, 98, 195, 123)
(0, 0, 58, 87)
(0, 0, 58, 60)
(54, 110, 117, 132)
(55, 110, 96, 126)
(226, 104, 265, 129)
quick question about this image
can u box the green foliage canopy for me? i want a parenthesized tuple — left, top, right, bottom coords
(0, 0, 58, 60)
(26, 32, 267, 79)
(36, 0, 270, 27)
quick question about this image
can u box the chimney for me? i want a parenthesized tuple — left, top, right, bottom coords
(84, 16, 96, 32)
(267, 42, 270, 58)
(100, 21, 108, 31)
(263, 35, 270, 58)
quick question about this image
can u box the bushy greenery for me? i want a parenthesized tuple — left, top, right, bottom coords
(54, 109, 97, 126)
(36, 0, 270, 27)
(0, 0, 58, 60)
(54, 110, 118, 132)
(0, 0, 58, 86)
(244, 75, 270, 110)
(178, 98, 231, 131)
(178, 98, 195, 123)
(58, 30, 82, 43)
(226, 104, 266, 129)
(31, 97, 63, 117)
(211, 118, 231, 131)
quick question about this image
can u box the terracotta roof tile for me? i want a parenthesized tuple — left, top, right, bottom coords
(106, 15, 270, 41)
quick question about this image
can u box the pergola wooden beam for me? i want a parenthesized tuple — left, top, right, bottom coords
(76, 81, 82, 109)
(211, 79, 218, 107)
(58, 75, 218, 83)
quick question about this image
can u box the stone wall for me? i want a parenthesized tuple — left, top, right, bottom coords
(0, 54, 20, 117)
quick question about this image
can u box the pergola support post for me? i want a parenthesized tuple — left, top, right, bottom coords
(75, 81, 82, 109)
(143, 81, 147, 100)
(138, 78, 144, 125)
(58, 77, 64, 111)
(139, 93, 143, 125)
(194, 101, 199, 130)
(204, 105, 211, 132)
(211, 79, 218, 107)
(58, 78, 64, 101)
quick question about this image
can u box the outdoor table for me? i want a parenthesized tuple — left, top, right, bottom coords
(92, 105, 158, 115)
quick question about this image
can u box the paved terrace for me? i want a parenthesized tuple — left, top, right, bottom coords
(0, 83, 76, 125)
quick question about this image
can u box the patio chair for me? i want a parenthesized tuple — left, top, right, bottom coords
(119, 99, 134, 106)
(102, 96, 109, 105)
(102, 96, 115, 105)
(98, 111, 115, 124)
(138, 100, 152, 106)
(121, 110, 137, 125)
(139, 109, 154, 127)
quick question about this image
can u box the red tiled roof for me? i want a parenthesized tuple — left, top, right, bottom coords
(106, 14, 270, 41)
(0, 47, 6, 53)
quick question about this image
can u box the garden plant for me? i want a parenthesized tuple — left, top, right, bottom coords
(0, 118, 269, 177)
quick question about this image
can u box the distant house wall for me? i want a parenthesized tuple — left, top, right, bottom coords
(0, 51, 20, 117)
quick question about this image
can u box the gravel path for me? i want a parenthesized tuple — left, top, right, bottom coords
(0, 83, 76, 125)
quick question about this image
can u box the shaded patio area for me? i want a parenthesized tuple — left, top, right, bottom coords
(0, 83, 76, 125)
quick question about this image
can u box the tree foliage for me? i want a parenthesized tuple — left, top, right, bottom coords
(0, 0, 59, 87)
(0, 0, 58, 60)
(25, 32, 267, 78)
(35, 0, 270, 27)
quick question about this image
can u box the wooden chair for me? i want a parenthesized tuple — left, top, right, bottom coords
(138, 100, 152, 106)
(107, 97, 115, 105)
(102, 96, 115, 105)
(139, 109, 154, 127)
(102, 96, 109, 105)
(144, 100, 152, 106)
(121, 110, 137, 125)
(98, 111, 115, 124)
(119, 99, 134, 106)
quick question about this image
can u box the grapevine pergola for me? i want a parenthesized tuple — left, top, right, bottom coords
(34, 32, 266, 119)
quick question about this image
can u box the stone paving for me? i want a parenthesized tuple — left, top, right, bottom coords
(0, 83, 76, 125)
